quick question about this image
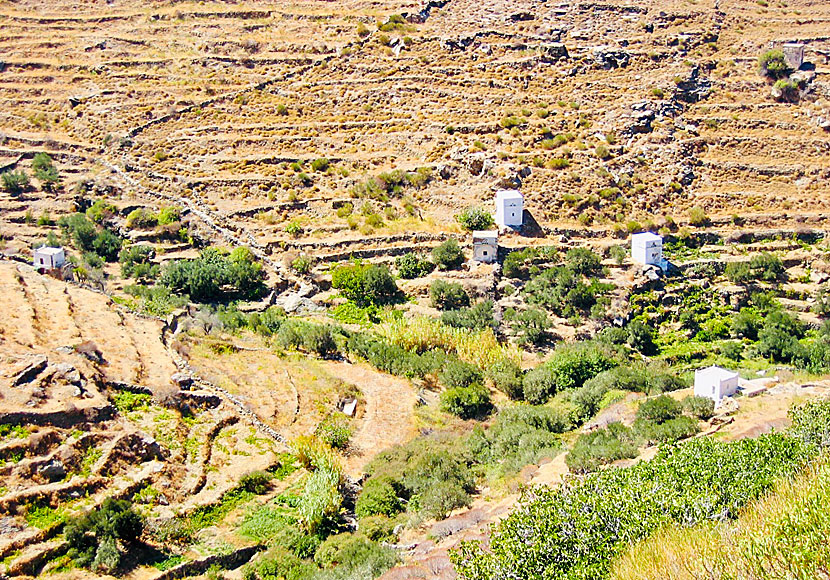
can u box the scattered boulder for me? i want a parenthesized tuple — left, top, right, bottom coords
(593, 47, 630, 69)
(37, 460, 67, 482)
(11, 355, 48, 387)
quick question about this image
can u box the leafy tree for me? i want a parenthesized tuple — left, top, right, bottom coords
(160, 247, 266, 302)
(456, 207, 495, 231)
(758, 49, 792, 79)
(33, 152, 59, 191)
(626, 320, 657, 355)
(1, 169, 29, 195)
(732, 307, 763, 340)
(58, 213, 97, 252)
(395, 252, 434, 279)
(92, 229, 122, 262)
(332, 262, 398, 307)
(565, 247, 603, 277)
(432, 239, 465, 270)
(430, 280, 470, 310)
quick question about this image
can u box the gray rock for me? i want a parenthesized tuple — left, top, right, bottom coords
(593, 47, 630, 69)
(171, 372, 193, 389)
(38, 460, 67, 482)
(541, 43, 568, 63)
(12, 355, 48, 386)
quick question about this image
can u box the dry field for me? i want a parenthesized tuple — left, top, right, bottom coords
(0, 0, 828, 274)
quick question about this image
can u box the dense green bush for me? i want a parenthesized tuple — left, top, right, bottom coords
(238, 471, 272, 495)
(33, 152, 59, 191)
(432, 239, 465, 270)
(453, 429, 816, 580)
(440, 359, 483, 389)
(725, 253, 786, 284)
(758, 49, 792, 79)
(160, 247, 266, 303)
(636, 395, 682, 424)
(773, 79, 800, 102)
(331, 262, 399, 306)
(65, 498, 144, 573)
(346, 333, 446, 379)
(683, 395, 715, 420)
(485, 358, 523, 400)
(1, 169, 29, 195)
(638, 415, 699, 444)
(505, 307, 550, 346)
(565, 248, 604, 277)
(523, 265, 613, 320)
(126, 208, 159, 229)
(355, 478, 403, 519)
(456, 207, 495, 231)
(430, 280, 470, 310)
(394, 252, 434, 279)
(522, 342, 619, 404)
(315, 414, 352, 449)
(565, 422, 639, 474)
(441, 300, 496, 330)
(91, 229, 122, 262)
(470, 404, 570, 476)
(626, 320, 657, 355)
(441, 384, 493, 420)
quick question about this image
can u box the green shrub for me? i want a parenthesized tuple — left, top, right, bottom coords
(65, 498, 143, 573)
(126, 208, 158, 229)
(355, 477, 403, 519)
(485, 358, 524, 400)
(636, 394, 682, 423)
(395, 252, 434, 279)
(331, 261, 399, 307)
(432, 239, 465, 270)
(638, 415, 699, 444)
(315, 414, 352, 449)
(358, 515, 397, 542)
(683, 395, 715, 420)
(441, 300, 496, 330)
(440, 384, 492, 420)
(506, 307, 550, 346)
(160, 247, 266, 303)
(773, 79, 799, 102)
(566, 422, 639, 474)
(33, 152, 59, 191)
(626, 320, 657, 355)
(86, 200, 117, 223)
(430, 280, 470, 310)
(1, 169, 29, 195)
(758, 49, 792, 79)
(310, 157, 330, 172)
(456, 207, 495, 231)
(688, 206, 708, 227)
(440, 359, 483, 389)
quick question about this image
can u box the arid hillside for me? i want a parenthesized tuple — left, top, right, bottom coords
(1, 0, 828, 264)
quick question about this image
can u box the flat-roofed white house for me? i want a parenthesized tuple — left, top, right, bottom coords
(472, 230, 498, 263)
(631, 232, 663, 266)
(33, 246, 66, 271)
(694, 365, 739, 404)
(495, 189, 523, 228)
(782, 42, 805, 70)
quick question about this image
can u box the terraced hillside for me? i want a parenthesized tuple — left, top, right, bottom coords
(1, 0, 828, 271)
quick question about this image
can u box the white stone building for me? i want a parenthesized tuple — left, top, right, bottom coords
(631, 232, 663, 266)
(782, 43, 805, 70)
(495, 189, 523, 228)
(33, 246, 66, 271)
(472, 230, 498, 263)
(694, 365, 739, 404)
